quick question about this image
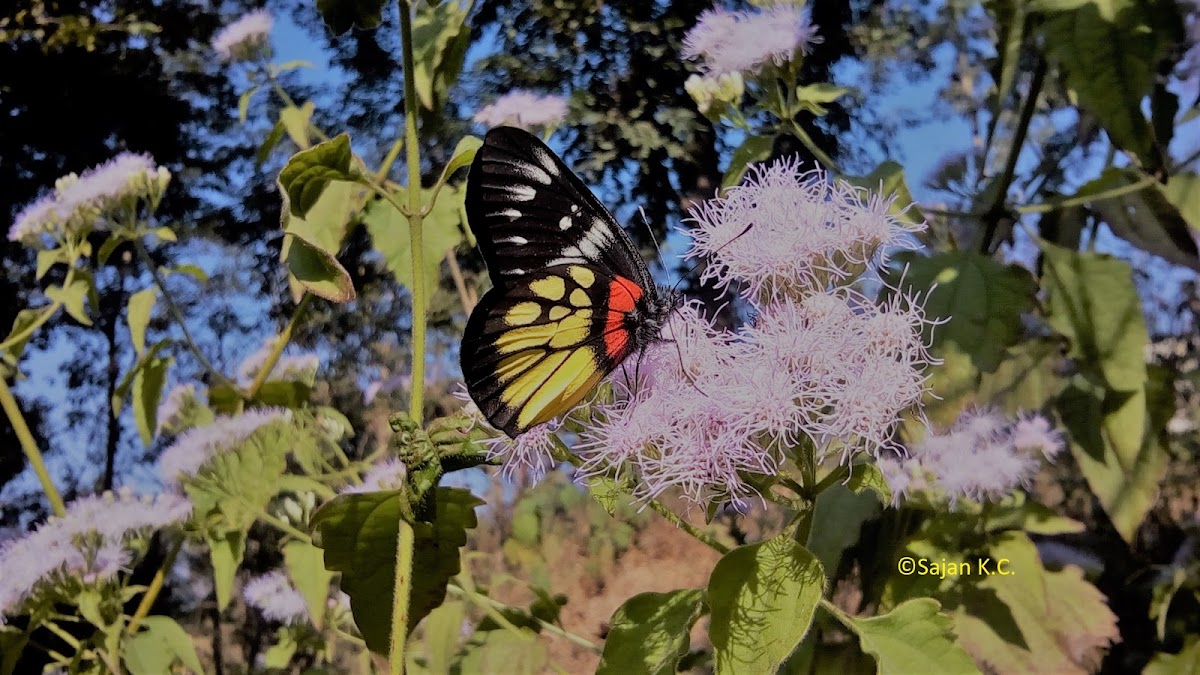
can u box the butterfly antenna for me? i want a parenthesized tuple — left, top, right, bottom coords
(668, 222, 755, 295)
(637, 206, 673, 283)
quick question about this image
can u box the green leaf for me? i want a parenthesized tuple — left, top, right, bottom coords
(280, 101, 316, 150)
(0, 629, 29, 675)
(238, 87, 258, 123)
(111, 340, 170, 415)
(1161, 172, 1200, 231)
(167, 263, 208, 283)
(123, 616, 204, 674)
(363, 185, 465, 294)
(597, 589, 707, 675)
(131, 354, 170, 446)
(284, 540, 334, 629)
(891, 252, 1037, 372)
(444, 135, 483, 180)
(708, 536, 824, 673)
(278, 133, 362, 218)
(152, 226, 177, 243)
(253, 380, 312, 408)
(316, 0, 388, 34)
(1145, 638, 1200, 675)
(2, 309, 42, 372)
(841, 160, 925, 225)
(420, 600, 466, 674)
(844, 599, 979, 675)
(282, 233, 356, 303)
(1072, 168, 1200, 271)
(46, 274, 95, 326)
(846, 462, 891, 504)
(36, 247, 69, 280)
(794, 83, 851, 115)
(126, 287, 157, 355)
(722, 134, 774, 189)
(1040, 242, 1147, 389)
(411, 0, 470, 110)
(257, 120, 287, 167)
(983, 493, 1085, 535)
(310, 487, 484, 655)
(975, 338, 1067, 414)
(263, 628, 299, 669)
(209, 533, 243, 610)
(460, 628, 546, 675)
(806, 481, 881, 576)
(273, 60, 315, 73)
(1034, 0, 1181, 171)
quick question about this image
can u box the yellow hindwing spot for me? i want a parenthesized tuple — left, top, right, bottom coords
(548, 306, 570, 321)
(569, 288, 591, 307)
(504, 301, 542, 326)
(517, 347, 603, 429)
(496, 350, 544, 383)
(569, 266, 596, 288)
(529, 276, 566, 300)
(549, 313, 591, 348)
(501, 350, 571, 407)
(495, 323, 558, 354)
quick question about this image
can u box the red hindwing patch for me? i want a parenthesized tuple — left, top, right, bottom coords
(604, 276, 644, 361)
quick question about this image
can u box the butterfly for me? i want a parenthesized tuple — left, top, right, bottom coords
(460, 126, 678, 438)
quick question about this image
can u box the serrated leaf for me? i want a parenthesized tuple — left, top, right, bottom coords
(284, 540, 334, 630)
(36, 247, 69, 280)
(841, 160, 925, 225)
(316, 0, 388, 34)
(846, 599, 979, 675)
(411, 0, 469, 110)
(1035, 0, 1181, 170)
(807, 481, 881, 576)
(1073, 168, 1200, 271)
(708, 536, 824, 673)
(598, 589, 707, 675)
(46, 275, 94, 326)
(722, 134, 774, 189)
(363, 185, 465, 294)
(126, 287, 156, 355)
(131, 355, 170, 446)
(123, 616, 204, 675)
(280, 101, 316, 150)
(891, 252, 1037, 372)
(278, 134, 362, 218)
(310, 487, 484, 655)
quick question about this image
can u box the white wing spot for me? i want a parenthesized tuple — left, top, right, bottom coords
(502, 185, 537, 201)
(492, 208, 523, 219)
(521, 163, 553, 185)
(577, 238, 601, 259)
(559, 216, 572, 230)
(499, 236, 528, 245)
(570, 204, 580, 213)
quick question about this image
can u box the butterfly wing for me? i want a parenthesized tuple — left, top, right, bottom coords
(461, 265, 645, 436)
(464, 126, 654, 292)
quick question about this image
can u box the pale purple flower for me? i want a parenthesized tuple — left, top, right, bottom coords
(237, 338, 320, 387)
(683, 6, 822, 76)
(473, 91, 569, 131)
(213, 9, 273, 62)
(158, 408, 291, 484)
(0, 489, 190, 622)
(8, 193, 60, 245)
(482, 420, 562, 481)
(684, 158, 923, 301)
(55, 153, 161, 221)
(243, 571, 309, 624)
(1011, 412, 1066, 461)
(156, 383, 204, 435)
(884, 408, 1060, 505)
(341, 458, 408, 494)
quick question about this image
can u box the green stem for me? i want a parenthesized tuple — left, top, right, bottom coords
(389, 519, 416, 675)
(646, 500, 730, 555)
(0, 259, 77, 353)
(812, 464, 851, 495)
(376, 137, 406, 184)
(259, 510, 313, 543)
(126, 537, 183, 634)
(447, 584, 600, 652)
(788, 121, 840, 173)
(246, 292, 314, 399)
(1015, 174, 1158, 214)
(132, 238, 242, 394)
(398, 0, 427, 425)
(0, 377, 65, 516)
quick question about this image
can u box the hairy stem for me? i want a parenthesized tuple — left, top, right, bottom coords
(399, 0, 427, 425)
(647, 499, 730, 555)
(389, 519, 416, 675)
(0, 377, 65, 516)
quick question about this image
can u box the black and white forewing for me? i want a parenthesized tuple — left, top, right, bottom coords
(464, 126, 653, 290)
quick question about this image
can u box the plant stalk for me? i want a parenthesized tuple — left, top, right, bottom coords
(0, 377, 65, 516)
(246, 292, 313, 399)
(399, 0, 426, 425)
(126, 537, 183, 634)
(389, 519, 416, 675)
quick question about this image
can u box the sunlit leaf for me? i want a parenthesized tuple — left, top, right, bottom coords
(846, 599, 979, 675)
(126, 287, 157, 355)
(598, 589, 707, 675)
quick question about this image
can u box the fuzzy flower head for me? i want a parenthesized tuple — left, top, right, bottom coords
(213, 9, 273, 62)
(0, 489, 190, 623)
(685, 158, 923, 301)
(473, 91, 569, 131)
(481, 420, 562, 482)
(236, 337, 320, 387)
(341, 458, 408, 494)
(683, 6, 822, 77)
(883, 408, 1063, 505)
(8, 153, 169, 247)
(156, 383, 208, 436)
(243, 571, 309, 624)
(158, 408, 291, 485)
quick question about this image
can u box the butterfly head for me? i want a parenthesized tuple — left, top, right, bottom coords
(630, 286, 684, 351)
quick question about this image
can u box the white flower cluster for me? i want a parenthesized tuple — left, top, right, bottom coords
(683, 6, 822, 77)
(236, 337, 320, 388)
(158, 408, 292, 485)
(473, 91, 569, 131)
(0, 489, 191, 623)
(212, 10, 273, 62)
(8, 153, 170, 247)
